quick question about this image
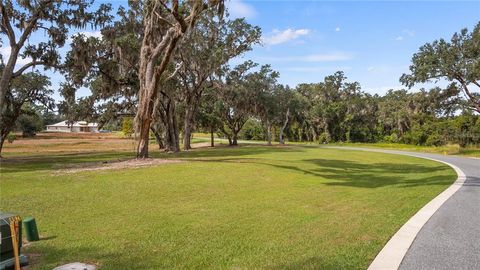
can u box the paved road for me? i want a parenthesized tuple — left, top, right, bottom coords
(398, 153, 479, 270)
(326, 147, 480, 269)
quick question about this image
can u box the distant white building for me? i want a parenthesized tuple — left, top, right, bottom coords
(46, 121, 99, 133)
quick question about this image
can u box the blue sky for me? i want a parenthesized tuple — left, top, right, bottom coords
(1, 0, 479, 100)
(229, 0, 480, 94)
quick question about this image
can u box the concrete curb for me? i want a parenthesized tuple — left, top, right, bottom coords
(367, 155, 467, 270)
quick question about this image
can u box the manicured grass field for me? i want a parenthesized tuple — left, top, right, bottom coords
(1, 141, 456, 269)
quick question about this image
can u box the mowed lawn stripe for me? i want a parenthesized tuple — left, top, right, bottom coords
(1, 146, 455, 269)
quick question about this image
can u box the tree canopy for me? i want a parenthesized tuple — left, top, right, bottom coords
(0, 0, 111, 123)
(401, 22, 480, 112)
(0, 72, 53, 155)
(1, 3, 477, 157)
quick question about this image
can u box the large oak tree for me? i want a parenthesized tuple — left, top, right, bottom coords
(135, 0, 224, 158)
(0, 0, 111, 125)
(176, 13, 260, 150)
(401, 22, 480, 112)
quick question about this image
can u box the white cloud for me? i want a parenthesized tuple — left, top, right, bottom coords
(69, 30, 102, 42)
(335, 27, 341, 32)
(263, 28, 310, 45)
(395, 36, 404, 41)
(0, 46, 32, 66)
(227, 0, 257, 19)
(259, 52, 354, 62)
(78, 31, 102, 39)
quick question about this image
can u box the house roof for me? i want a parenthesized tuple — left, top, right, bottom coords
(46, 121, 98, 127)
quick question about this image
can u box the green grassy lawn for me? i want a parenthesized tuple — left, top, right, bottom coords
(1, 145, 456, 269)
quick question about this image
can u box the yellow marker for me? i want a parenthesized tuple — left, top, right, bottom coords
(9, 216, 22, 270)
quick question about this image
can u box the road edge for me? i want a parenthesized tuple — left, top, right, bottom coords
(367, 154, 467, 270)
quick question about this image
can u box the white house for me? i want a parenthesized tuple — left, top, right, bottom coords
(46, 121, 99, 133)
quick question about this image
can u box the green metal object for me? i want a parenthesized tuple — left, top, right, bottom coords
(22, 217, 40, 242)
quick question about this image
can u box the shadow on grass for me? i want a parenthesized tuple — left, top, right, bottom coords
(186, 156, 454, 189)
(174, 144, 302, 158)
(2, 144, 456, 189)
(301, 158, 452, 188)
(0, 145, 304, 174)
(39, 235, 57, 241)
(0, 151, 135, 174)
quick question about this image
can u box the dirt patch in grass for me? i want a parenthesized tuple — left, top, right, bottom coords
(23, 252, 41, 269)
(54, 158, 182, 174)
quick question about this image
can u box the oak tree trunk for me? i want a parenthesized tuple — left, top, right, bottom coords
(183, 105, 194, 150)
(279, 108, 290, 144)
(183, 92, 203, 150)
(0, 133, 6, 158)
(165, 100, 180, 152)
(0, 119, 13, 157)
(136, 57, 157, 158)
(0, 47, 19, 124)
(0, 102, 21, 156)
(150, 126, 164, 149)
(232, 133, 238, 146)
(210, 127, 215, 147)
(266, 119, 272, 146)
(136, 25, 184, 158)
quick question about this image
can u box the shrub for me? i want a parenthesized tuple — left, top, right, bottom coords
(383, 133, 399, 143)
(17, 114, 42, 137)
(239, 119, 264, 140)
(318, 132, 331, 144)
(7, 133, 16, 143)
(122, 117, 134, 138)
(425, 134, 444, 146)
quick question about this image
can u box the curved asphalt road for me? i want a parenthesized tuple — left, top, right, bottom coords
(398, 152, 479, 270)
(326, 147, 480, 269)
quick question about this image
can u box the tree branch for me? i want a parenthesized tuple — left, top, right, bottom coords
(0, 1, 16, 46)
(455, 76, 480, 112)
(153, 32, 181, 89)
(151, 28, 174, 60)
(158, 0, 188, 31)
(165, 62, 183, 82)
(471, 80, 480, 89)
(12, 61, 46, 77)
(17, 0, 55, 47)
(12, 61, 63, 78)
